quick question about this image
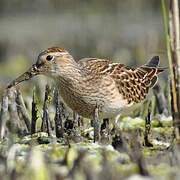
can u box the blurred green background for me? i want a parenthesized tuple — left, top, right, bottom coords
(0, 0, 168, 88)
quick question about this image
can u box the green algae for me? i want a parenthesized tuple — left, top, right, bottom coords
(119, 115, 173, 132)
(0, 134, 179, 180)
(119, 117, 145, 131)
(0, 108, 177, 180)
(152, 127, 173, 135)
(115, 163, 138, 175)
(142, 147, 158, 157)
(148, 164, 179, 177)
(28, 148, 50, 180)
(50, 143, 68, 162)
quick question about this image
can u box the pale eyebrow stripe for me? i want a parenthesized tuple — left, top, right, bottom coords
(52, 52, 69, 56)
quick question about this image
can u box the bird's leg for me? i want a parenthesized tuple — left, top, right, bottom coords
(100, 118, 110, 143)
(111, 114, 121, 135)
(93, 105, 100, 142)
(72, 112, 81, 136)
(114, 114, 121, 129)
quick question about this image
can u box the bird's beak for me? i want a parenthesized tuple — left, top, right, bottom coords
(7, 64, 40, 89)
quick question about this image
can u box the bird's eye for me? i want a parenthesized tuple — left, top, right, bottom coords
(46, 55, 53, 61)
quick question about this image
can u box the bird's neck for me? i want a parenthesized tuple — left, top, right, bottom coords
(53, 60, 84, 91)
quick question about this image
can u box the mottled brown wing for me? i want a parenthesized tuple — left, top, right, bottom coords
(110, 56, 165, 104)
(78, 56, 165, 104)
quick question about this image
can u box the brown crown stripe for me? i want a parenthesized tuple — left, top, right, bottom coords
(43, 47, 68, 54)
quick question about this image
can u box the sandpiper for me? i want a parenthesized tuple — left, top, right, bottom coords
(7, 47, 165, 140)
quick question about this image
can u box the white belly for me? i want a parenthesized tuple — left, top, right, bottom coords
(102, 95, 134, 118)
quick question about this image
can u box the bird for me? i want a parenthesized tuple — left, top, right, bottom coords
(7, 47, 165, 120)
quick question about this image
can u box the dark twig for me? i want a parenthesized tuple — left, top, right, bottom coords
(0, 91, 8, 139)
(54, 88, 64, 138)
(31, 88, 38, 134)
(144, 111, 153, 147)
(93, 105, 100, 142)
(112, 130, 125, 153)
(64, 118, 73, 135)
(41, 84, 52, 136)
(16, 89, 31, 132)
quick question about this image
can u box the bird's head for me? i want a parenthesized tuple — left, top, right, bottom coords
(7, 47, 76, 88)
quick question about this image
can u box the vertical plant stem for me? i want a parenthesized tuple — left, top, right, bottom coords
(93, 105, 100, 142)
(162, 0, 180, 139)
(31, 88, 38, 134)
(0, 91, 8, 139)
(144, 111, 153, 147)
(16, 89, 31, 132)
(8, 88, 25, 134)
(161, 0, 178, 113)
(172, 0, 180, 117)
(41, 84, 52, 136)
(54, 88, 64, 138)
